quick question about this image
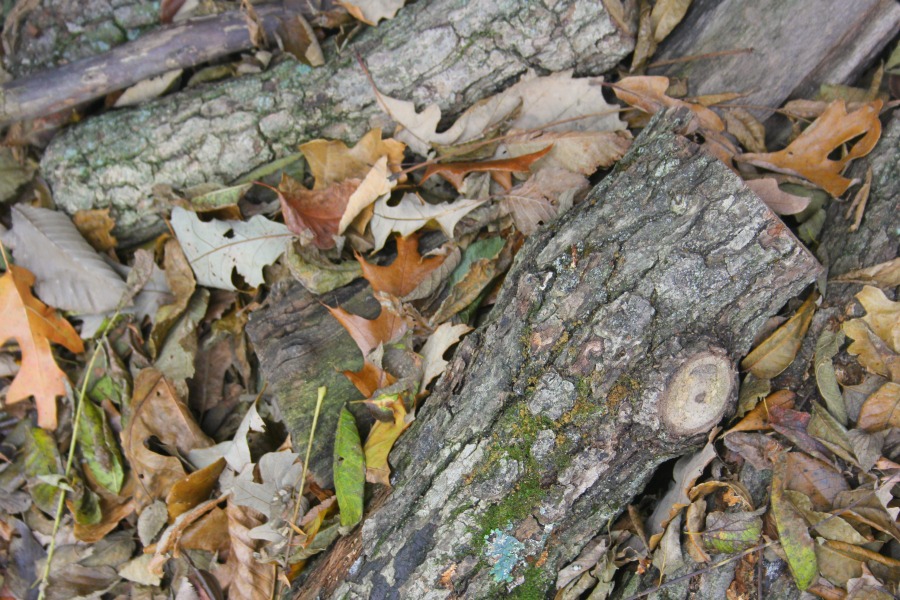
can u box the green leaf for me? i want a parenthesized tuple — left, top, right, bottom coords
(285, 241, 362, 295)
(77, 398, 125, 494)
(771, 456, 818, 590)
(333, 407, 365, 532)
(23, 428, 63, 516)
(703, 509, 763, 554)
(814, 329, 847, 425)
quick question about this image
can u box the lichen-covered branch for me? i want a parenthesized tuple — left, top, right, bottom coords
(273, 110, 820, 598)
(40, 0, 634, 244)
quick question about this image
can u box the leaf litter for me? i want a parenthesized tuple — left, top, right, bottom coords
(2, 11, 898, 598)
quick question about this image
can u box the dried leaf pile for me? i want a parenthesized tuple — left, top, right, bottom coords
(1, 1, 898, 599)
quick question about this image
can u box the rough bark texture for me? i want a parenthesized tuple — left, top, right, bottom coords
(1, 4, 305, 125)
(39, 0, 634, 245)
(269, 110, 820, 598)
(2, 0, 159, 77)
(653, 0, 900, 119)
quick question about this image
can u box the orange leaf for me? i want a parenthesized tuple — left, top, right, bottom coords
(613, 76, 725, 133)
(327, 305, 410, 357)
(0, 264, 84, 429)
(737, 100, 882, 196)
(421, 146, 553, 191)
(344, 360, 397, 398)
(271, 174, 360, 249)
(356, 233, 446, 298)
(726, 390, 796, 434)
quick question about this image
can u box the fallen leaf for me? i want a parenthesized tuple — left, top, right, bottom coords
(741, 294, 817, 379)
(832, 258, 900, 288)
(149, 238, 196, 359)
(721, 108, 767, 153)
(114, 69, 182, 107)
(783, 452, 849, 511)
(745, 178, 811, 215)
(327, 304, 410, 358)
(3, 205, 127, 314)
(23, 427, 63, 515)
(340, 0, 404, 24)
(702, 509, 764, 554)
(363, 393, 411, 485)
(420, 323, 472, 391)
(72, 209, 118, 252)
(843, 320, 900, 381)
(785, 490, 870, 545)
(856, 382, 900, 432)
(499, 167, 589, 235)
(170, 206, 292, 290)
(166, 458, 226, 520)
(422, 146, 554, 192)
(369, 192, 485, 252)
(815, 328, 849, 426)
(846, 166, 872, 232)
(230, 451, 302, 520)
(853, 286, 900, 353)
(650, 0, 692, 42)
(226, 500, 276, 599)
(613, 76, 725, 132)
(726, 389, 795, 433)
(277, 13, 324, 66)
(771, 451, 818, 590)
(285, 241, 363, 294)
(832, 489, 900, 543)
(735, 374, 771, 417)
(737, 100, 882, 196)
(344, 360, 397, 398)
(807, 402, 855, 466)
(630, 0, 655, 72)
(77, 398, 125, 495)
(338, 157, 397, 234)
(333, 407, 365, 530)
(271, 174, 359, 249)
(429, 236, 506, 325)
(300, 128, 405, 189)
(356, 233, 447, 297)
(123, 368, 213, 506)
(501, 130, 632, 176)
(0, 264, 84, 429)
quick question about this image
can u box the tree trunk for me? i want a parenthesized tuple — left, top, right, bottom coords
(245, 110, 822, 598)
(39, 0, 634, 245)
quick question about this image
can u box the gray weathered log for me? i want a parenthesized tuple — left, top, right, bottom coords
(39, 0, 634, 245)
(2, 0, 159, 78)
(252, 110, 821, 598)
(652, 0, 900, 120)
(1, 4, 309, 126)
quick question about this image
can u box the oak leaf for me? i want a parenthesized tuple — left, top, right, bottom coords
(613, 76, 725, 133)
(737, 100, 883, 196)
(502, 130, 632, 176)
(327, 304, 410, 358)
(300, 128, 405, 189)
(344, 360, 396, 398)
(499, 167, 589, 235)
(0, 264, 84, 429)
(369, 193, 485, 252)
(745, 178, 811, 215)
(356, 233, 447, 298)
(422, 145, 553, 191)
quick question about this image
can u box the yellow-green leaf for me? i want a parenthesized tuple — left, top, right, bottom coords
(333, 407, 365, 531)
(771, 455, 818, 590)
(363, 394, 411, 486)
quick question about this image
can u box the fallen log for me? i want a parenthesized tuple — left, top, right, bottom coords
(652, 0, 900, 120)
(39, 0, 634, 245)
(245, 110, 822, 598)
(0, 4, 311, 126)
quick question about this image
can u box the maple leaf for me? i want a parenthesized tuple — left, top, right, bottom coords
(422, 145, 553, 191)
(300, 128, 406, 189)
(355, 233, 447, 298)
(613, 76, 725, 133)
(326, 304, 410, 358)
(0, 264, 84, 429)
(737, 100, 883, 196)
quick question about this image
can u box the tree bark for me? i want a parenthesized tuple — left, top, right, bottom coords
(652, 0, 900, 121)
(246, 110, 822, 598)
(39, 0, 634, 245)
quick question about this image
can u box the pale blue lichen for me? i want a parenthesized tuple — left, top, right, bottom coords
(484, 527, 525, 584)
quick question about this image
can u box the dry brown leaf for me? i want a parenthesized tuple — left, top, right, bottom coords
(179, 505, 229, 554)
(738, 100, 882, 196)
(271, 175, 359, 249)
(422, 146, 553, 192)
(420, 322, 472, 391)
(613, 75, 725, 132)
(0, 264, 84, 429)
(783, 452, 849, 511)
(339, 0, 404, 25)
(72, 209, 118, 252)
(721, 108, 767, 153)
(650, 0, 691, 42)
(741, 294, 817, 379)
(832, 258, 900, 288)
(149, 238, 196, 359)
(300, 128, 405, 190)
(499, 167, 590, 235)
(226, 499, 275, 599)
(356, 233, 446, 298)
(854, 286, 900, 353)
(277, 13, 324, 67)
(337, 156, 395, 234)
(123, 368, 214, 507)
(327, 305, 411, 358)
(166, 457, 226, 520)
(744, 178, 811, 215)
(843, 320, 900, 381)
(503, 130, 632, 175)
(856, 382, 900, 432)
(846, 166, 872, 232)
(726, 390, 796, 433)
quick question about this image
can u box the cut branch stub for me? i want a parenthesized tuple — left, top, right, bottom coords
(298, 109, 822, 599)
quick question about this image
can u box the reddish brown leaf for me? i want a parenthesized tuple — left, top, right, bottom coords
(421, 146, 553, 191)
(0, 264, 85, 429)
(327, 305, 410, 358)
(270, 174, 360, 249)
(857, 382, 900, 432)
(356, 233, 447, 298)
(344, 360, 397, 398)
(737, 100, 882, 196)
(726, 390, 796, 433)
(613, 76, 725, 133)
(783, 452, 849, 511)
